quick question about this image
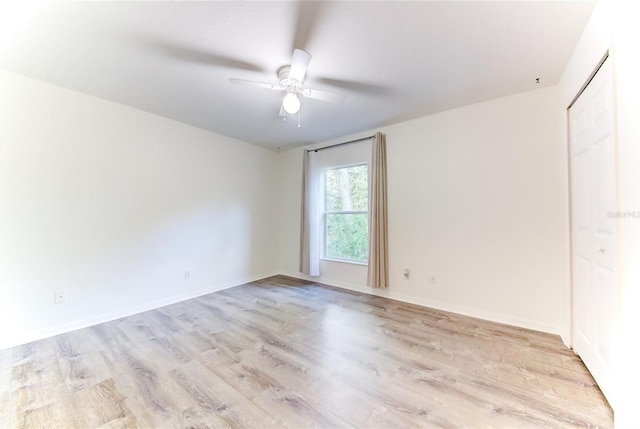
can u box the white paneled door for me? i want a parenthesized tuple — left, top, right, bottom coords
(569, 56, 617, 406)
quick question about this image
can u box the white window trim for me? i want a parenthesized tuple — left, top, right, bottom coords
(320, 256, 368, 266)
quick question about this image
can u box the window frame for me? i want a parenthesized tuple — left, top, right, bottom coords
(321, 162, 369, 265)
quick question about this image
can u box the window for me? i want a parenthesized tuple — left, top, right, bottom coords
(323, 164, 368, 263)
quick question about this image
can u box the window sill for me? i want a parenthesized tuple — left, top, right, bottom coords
(321, 257, 368, 267)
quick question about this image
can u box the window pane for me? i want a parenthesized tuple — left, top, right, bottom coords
(325, 165, 368, 212)
(326, 213, 368, 261)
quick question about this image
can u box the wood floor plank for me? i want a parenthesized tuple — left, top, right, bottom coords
(1, 275, 613, 428)
(175, 359, 284, 428)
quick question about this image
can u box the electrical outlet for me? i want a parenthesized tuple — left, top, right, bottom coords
(184, 270, 191, 280)
(430, 275, 438, 285)
(54, 290, 66, 304)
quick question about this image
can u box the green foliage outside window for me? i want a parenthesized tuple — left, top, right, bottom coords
(325, 165, 369, 261)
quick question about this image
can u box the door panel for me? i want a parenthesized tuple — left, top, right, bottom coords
(573, 256, 592, 346)
(569, 57, 617, 407)
(593, 265, 615, 363)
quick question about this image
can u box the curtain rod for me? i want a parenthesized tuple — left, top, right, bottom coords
(309, 134, 375, 153)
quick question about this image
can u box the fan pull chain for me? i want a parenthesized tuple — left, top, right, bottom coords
(297, 110, 301, 128)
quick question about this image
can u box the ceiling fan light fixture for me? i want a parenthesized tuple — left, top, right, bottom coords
(282, 92, 301, 114)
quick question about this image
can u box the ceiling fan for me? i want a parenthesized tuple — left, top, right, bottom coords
(229, 49, 343, 117)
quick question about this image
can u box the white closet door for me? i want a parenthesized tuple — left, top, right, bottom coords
(569, 56, 617, 406)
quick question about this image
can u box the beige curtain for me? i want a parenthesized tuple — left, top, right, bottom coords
(367, 132, 389, 288)
(299, 149, 320, 276)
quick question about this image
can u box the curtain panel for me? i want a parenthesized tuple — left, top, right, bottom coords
(299, 149, 320, 276)
(367, 132, 389, 289)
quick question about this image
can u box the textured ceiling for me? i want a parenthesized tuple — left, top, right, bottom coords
(0, 1, 596, 150)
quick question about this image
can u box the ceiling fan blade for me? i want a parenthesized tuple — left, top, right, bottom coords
(302, 87, 345, 103)
(229, 78, 281, 91)
(292, 1, 325, 53)
(315, 77, 393, 96)
(289, 49, 311, 82)
(147, 40, 265, 72)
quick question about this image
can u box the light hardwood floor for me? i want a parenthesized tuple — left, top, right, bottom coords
(1, 275, 612, 428)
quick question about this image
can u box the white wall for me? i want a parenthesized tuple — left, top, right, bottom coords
(558, 0, 640, 425)
(279, 85, 567, 335)
(613, 3, 640, 421)
(0, 70, 278, 350)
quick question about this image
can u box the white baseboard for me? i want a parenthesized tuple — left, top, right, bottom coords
(279, 270, 562, 336)
(0, 271, 279, 351)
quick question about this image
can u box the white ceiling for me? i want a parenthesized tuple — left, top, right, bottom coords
(0, 1, 595, 150)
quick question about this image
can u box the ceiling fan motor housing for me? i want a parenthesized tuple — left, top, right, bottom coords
(278, 66, 303, 93)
